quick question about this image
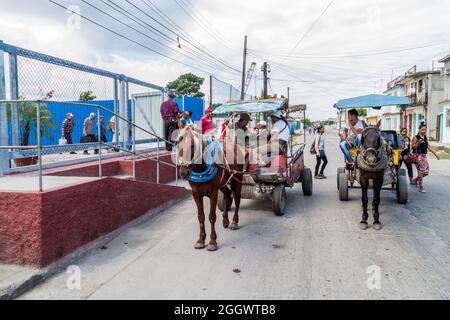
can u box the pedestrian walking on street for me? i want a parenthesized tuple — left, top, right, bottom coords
(411, 122, 440, 193)
(398, 127, 415, 185)
(61, 113, 76, 154)
(160, 93, 179, 151)
(314, 125, 328, 179)
(82, 113, 96, 155)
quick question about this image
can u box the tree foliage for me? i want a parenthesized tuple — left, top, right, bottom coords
(6, 98, 56, 146)
(167, 73, 205, 98)
(356, 108, 368, 118)
(79, 91, 97, 101)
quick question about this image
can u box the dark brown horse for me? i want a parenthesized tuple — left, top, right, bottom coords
(356, 124, 388, 231)
(176, 126, 245, 251)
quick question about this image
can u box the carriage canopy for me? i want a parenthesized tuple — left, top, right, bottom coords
(212, 98, 288, 115)
(334, 94, 410, 110)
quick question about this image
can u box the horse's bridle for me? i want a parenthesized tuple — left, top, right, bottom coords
(360, 127, 383, 161)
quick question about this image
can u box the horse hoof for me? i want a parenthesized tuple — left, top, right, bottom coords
(194, 242, 206, 250)
(223, 221, 230, 229)
(207, 244, 218, 252)
(373, 223, 382, 231)
(230, 222, 239, 231)
(359, 222, 369, 230)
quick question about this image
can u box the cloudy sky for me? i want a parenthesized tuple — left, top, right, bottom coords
(1, 0, 450, 120)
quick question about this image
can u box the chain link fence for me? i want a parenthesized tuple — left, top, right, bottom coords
(210, 76, 254, 106)
(0, 41, 165, 174)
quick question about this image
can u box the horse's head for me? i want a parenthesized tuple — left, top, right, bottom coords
(176, 126, 197, 180)
(360, 124, 382, 167)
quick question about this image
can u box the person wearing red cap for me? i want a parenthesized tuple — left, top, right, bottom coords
(200, 107, 214, 134)
(62, 113, 76, 154)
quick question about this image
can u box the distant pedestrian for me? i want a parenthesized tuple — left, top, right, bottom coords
(160, 93, 179, 151)
(82, 113, 96, 155)
(61, 113, 76, 154)
(314, 126, 328, 179)
(397, 127, 414, 185)
(95, 116, 108, 155)
(411, 122, 440, 193)
(200, 107, 214, 134)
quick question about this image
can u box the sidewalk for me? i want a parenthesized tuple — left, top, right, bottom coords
(430, 141, 450, 154)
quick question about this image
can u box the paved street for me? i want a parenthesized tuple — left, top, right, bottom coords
(20, 132, 450, 300)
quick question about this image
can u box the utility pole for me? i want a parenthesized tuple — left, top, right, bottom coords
(287, 87, 290, 106)
(262, 62, 268, 99)
(240, 35, 247, 101)
(210, 75, 213, 108)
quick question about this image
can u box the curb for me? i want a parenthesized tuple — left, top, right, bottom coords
(0, 190, 190, 300)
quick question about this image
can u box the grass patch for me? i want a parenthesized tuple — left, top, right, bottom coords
(431, 153, 450, 160)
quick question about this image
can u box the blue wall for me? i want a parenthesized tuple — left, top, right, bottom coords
(7, 100, 131, 146)
(174, 97, 204, 123)
(8, 97, 204, 146)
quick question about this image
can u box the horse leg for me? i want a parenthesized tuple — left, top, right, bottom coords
(193, 193, 207, 249)
(207, 189, 219, 251)
(230, 177, 243, 231)
(220, 185, 232, 229)
(373, 179, 383, 231)
(360, 176, 369, 230)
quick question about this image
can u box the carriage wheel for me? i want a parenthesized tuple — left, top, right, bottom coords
(337, 167, 345, 190)
(217, 190, 233, 212)
(301, 168, 313, 196)
(338, 172, 349, 201)
(273, 185, 287, 216)
(397, 175, 408, 204)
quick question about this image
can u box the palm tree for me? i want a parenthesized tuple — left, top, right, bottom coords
(7, 99, 56, 146)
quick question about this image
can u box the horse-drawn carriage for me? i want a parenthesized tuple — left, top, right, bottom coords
(334, 94, 410, 207)
(212, 99, 313, 216)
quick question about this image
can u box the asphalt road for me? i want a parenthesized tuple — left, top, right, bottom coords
(20, 132, 450, 300)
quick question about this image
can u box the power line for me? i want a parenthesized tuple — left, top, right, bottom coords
(272, 0, 336, 74)
(49, 0, 238, 76)
(251, 38, 450, 60)
(174, 0, 241, 52)
(98, 0, 231, 72)
(124, 0, 241, 73)
(81, 0, 222, 73)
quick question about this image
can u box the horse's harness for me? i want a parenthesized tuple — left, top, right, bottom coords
(179, 131, 240, 186)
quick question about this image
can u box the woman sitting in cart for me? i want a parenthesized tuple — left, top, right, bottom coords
(339, 109, 366, 166)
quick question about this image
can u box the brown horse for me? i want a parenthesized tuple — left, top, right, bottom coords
(176, 126, 245, 251)
(356, 124, 388, 231)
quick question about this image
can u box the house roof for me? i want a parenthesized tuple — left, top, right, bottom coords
(438, 54, 450, 63)
(398, 71, 441, 84)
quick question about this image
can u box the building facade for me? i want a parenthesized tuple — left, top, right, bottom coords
(366, 76, 405, 131)
(398, 69, 444, 140)
(439, 55, 450, 143)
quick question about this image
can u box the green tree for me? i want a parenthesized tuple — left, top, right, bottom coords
(7, 99, 56, 146)
(79, 90, 97, 101)
(167, 73, 205, 98)
(303, 118, 312, 127)
(258, 90, 285, 100)
(356, 108, 368, 118)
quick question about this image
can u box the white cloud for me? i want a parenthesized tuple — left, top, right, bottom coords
(1, 0, 450, 119)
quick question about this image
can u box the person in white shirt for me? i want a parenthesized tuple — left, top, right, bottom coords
(314, 125, 328, 179)
(339, 109, 366, 165)
(270, 111, 291, 155)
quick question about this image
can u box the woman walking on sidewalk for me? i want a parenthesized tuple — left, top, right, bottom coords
(314, 126, 328, 179)
(411, 123, 440, 193)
